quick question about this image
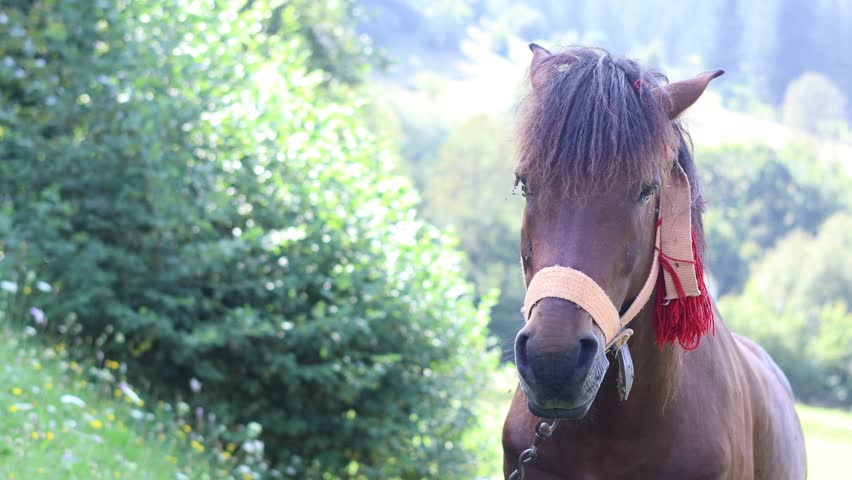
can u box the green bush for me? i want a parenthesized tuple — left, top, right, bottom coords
(0, 1, 498, 477)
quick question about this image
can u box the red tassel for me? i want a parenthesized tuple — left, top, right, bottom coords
(653, 228, 715, 350)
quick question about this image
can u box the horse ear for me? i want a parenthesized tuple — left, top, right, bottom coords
(655, 69, 725, 119)
(529, 43, 552, 89)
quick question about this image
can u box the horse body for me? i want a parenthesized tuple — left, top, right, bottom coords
(502, 45, 806, 479)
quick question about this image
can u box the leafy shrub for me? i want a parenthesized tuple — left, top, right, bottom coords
(0, 1, 498, 477)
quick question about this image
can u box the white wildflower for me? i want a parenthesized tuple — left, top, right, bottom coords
(1, 280, 18, 293)
(60, 394, 86, 407)
(29, 307, 46, 325)
(118, 382, 143, 405)
(189, 377, 202, 393)
(246, 421, 262, 438)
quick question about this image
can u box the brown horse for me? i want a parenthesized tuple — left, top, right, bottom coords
(503, 45, 806, 479)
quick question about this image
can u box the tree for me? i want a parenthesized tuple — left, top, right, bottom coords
(698, 144, 840, 295)
(782, 72, 847, 136)
(721, 214, 852, 406)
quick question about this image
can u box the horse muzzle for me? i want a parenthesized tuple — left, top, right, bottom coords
(514, 308, 610, 419)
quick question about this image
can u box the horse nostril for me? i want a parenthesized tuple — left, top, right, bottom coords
(576, 336, 599, 372)
(514, 330, 530, 368)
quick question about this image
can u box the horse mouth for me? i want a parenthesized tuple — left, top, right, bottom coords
(527, 396, 595, 419)
(519, 353, 608, 419)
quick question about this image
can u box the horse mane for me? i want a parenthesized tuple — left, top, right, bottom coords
(515, 46, 706, 250)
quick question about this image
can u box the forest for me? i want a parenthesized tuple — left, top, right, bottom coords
(0, 0, 850, 478)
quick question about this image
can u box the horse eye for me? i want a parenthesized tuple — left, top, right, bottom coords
(513, 176, 532, 197)
(637, 182, 658, 205)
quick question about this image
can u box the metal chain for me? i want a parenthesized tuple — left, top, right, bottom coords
(507, 418, 559, 480)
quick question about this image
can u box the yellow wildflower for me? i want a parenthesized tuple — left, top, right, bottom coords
(44, 382, 53, 391)
(107, 413, 115, 421)
(45, 432, 55, 441)
(32, 362, 41, 371)
(8, 405, 17, 413)
(182, 424, 192, 433)
(114, 388, 123, 398)
(90, 419, 103, 430)
(37, 468, 45, 474)
(23, 286, 31, 295)
(190, 440, 205, 453)
(104, 360, 120, 370)
(113, 472, 121, 478)
(226, 442, 236, 452)
(30, 431, 39, 440)
(242, 474, 252, 480)
(165, 455, 177, 464)
(221, 451, 232, 460)
(176, 430, 186, 439)
(11, 387, 22, 396)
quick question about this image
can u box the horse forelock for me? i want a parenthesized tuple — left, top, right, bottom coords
(515, 46, 706, 254)
(516, 47, 674, 201)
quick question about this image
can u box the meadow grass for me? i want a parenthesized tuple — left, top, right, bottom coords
(0, 328, 243, 480)
(797, 403, 852, 479)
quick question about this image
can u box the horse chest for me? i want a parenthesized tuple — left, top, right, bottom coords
(525, 427, 734, 480)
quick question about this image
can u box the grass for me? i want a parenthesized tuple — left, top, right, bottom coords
(797, 403, 852, 479)
(0, 327, 248, 480)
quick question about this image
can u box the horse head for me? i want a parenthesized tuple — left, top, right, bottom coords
(513, 44, 722, 419)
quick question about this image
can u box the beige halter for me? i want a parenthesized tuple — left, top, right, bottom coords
(522, 164, 699, 350)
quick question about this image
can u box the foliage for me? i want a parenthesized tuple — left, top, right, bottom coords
(720, 214, 852, 406)
(269, 0, 377, 84)
(0, 1, 498, 478)
(782, 72, 847, 136)
(697, 144, 841, 295)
